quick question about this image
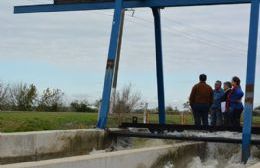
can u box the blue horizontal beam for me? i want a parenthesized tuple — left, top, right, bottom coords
(14, 3, 114, 13)
(14, 0, 251, 14)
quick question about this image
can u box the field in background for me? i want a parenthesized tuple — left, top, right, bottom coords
(0, 112, 192, 132)
(0, 112, 260, 132)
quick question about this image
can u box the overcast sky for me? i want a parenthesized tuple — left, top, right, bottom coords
(0, 1, 260, 108)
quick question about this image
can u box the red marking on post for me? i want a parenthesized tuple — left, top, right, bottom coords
(246, 84, 254, 92)
(106, 59, 115, 69)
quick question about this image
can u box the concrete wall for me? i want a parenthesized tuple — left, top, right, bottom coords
(0, 129, 112, 164)
(2, 142, 203, 168)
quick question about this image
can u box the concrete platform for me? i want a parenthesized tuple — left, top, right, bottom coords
(2, 142, 202, 168)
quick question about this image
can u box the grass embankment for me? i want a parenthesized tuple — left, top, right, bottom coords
(0, 112, 191, 132)
(0, 112, 259, 133)
(0, 112, 98, 132)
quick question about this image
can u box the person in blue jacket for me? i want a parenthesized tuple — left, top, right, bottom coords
(227, 76, 244, 127)
(210, 80, 225, 126)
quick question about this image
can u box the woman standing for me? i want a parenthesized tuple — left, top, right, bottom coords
(227, 76, 244, 127)
(221, 81, 232, 126)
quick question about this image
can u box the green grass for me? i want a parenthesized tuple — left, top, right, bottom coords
(0, 112, 98, 132)
(0, 112, 259, 133)
(0, 112, 191, 132)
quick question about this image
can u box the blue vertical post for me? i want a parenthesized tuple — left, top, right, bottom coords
(242, 0, 260, 163)
(97, 0, 124, 129)
(152, 8, 166, 124)
(110, 9, 125, 114)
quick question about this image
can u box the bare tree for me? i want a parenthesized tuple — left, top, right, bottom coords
(37, 88, 64, 112)
(0, 82, 9, 110)
(113, 84, 142, 114)
(9, 83, 37, 111)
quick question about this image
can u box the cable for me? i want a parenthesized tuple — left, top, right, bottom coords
(90, 10, 248, 61)
(163, 15, 247, 46)
(131, 14, 247, 55)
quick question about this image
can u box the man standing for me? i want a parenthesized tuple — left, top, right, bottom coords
(189, 74, 213, 126)
(210, 81, 224, 126)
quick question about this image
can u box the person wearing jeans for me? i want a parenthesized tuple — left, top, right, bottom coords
(189, 74, 213, 127)
(221, 81, 232, 126)
(210, 81, 224, 126)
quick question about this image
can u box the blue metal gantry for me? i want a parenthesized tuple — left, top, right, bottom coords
(14, 0, 259, 163)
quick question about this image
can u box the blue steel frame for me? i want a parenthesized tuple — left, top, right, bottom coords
(152, 8, 166, 124)
(13, 0, 259, 163)
(96, 0, 124, 128)
(242, 0, 260, 163)
(14, 0, 251, 13)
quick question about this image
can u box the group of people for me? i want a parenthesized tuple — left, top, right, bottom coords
(189, 74, 244, 127)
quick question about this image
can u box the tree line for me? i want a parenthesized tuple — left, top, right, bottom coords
(1, 81, 259, 114)
(0, 82, 143, 113)
(0, 82, 97, 112)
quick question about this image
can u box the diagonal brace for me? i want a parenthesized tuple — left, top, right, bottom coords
(97, 0, 125, 129)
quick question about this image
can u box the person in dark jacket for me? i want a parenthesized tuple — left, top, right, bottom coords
(189, 74, 213, 126)
(221, 81, 232, 126)
(227, 76, 244, 127)
(210, 80, 224, 126)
